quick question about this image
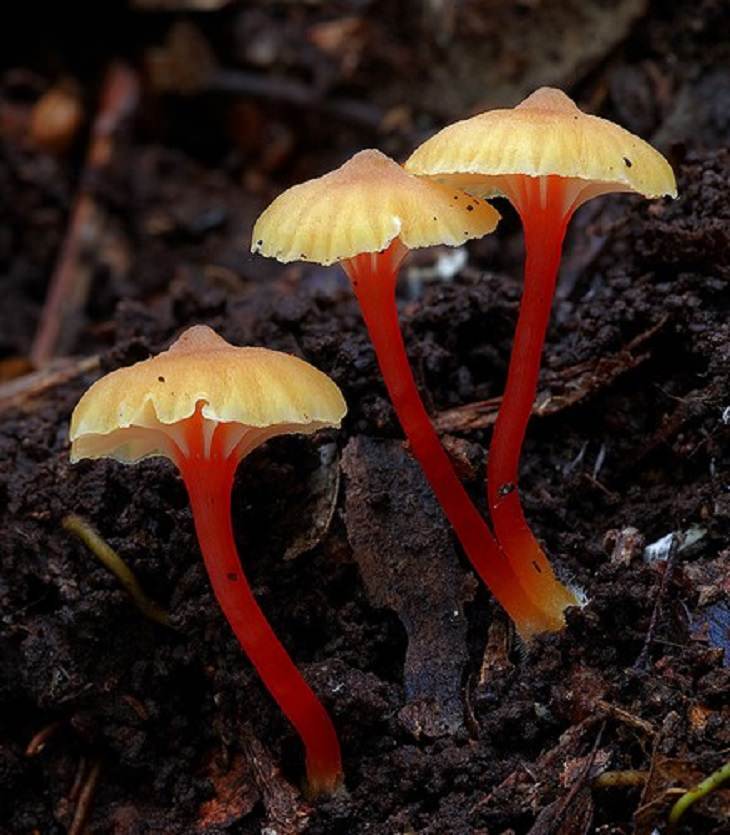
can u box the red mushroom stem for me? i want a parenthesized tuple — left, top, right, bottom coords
(174, 406, 342, 798)
(343, 240, 551, 636)
(487, 175, 579, 624)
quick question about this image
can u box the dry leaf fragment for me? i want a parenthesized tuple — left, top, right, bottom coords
(196, 753, 259, 830)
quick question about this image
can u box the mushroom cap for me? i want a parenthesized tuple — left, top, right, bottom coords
(70, 325, 347, 463)
(250, 148, 500, 266)
(405, 88, 677, 200)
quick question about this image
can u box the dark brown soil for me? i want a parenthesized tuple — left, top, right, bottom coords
(1, 2, 728, 834)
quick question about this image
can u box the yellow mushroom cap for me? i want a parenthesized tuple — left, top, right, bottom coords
(70, 325, 347, 464)
(250, 148, 500, 266)
(405, 88, 677, 201)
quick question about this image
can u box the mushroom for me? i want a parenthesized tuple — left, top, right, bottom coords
(251, 148, 551, 638)
(406, 87, 677, 628)
(69, 325, 347, 797)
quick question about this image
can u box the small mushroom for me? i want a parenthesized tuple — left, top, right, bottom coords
(406, 87, 677, 629)
(252, 149, 550, 638)
(70, 325, 346, 797)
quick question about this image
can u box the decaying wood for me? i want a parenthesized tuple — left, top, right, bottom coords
(67, 758, 102, 835)
(634, 533, 680, 671)
(30, 63, 139, 367)
(342, 437, 475, 738)
(434, 316, 669, 434)
(596, 700, 657, 737)
(148, 21, 384, 130)
(526, 722, 607, 835)
(0, 355, 99, 413)
(241, 728, 310, 835)
(195, 752, 259, 831)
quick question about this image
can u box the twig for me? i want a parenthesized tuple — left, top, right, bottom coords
(667, 760, 730, 833)
(593, 770, 647, 789)
(148, 22, 384, 131)
(580, 471, 619, 500)
(68, 758, 102, 835)
(434, 316, 668, 434)
(636, 714, 670, 818)
(596, 700, 657, 736)
(633, 532, 680, 671)
(552, 721, 606, 828)
(25, 720, 65, 756)
(0, 356, 99, 413)
(68, 755, 88, 802)
(211, 69, 384, 130)
(63, 514, 173, 628)
(30, 62, 139, 367)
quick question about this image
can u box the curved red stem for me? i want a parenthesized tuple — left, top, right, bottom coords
(344, 243, 553, 637)
(487, 176, 578, 625)
(176, 410, 342, 797)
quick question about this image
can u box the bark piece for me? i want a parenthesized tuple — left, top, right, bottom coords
(341, 436, 474, 737)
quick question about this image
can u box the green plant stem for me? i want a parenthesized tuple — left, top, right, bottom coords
(668, 760, 730, 832)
